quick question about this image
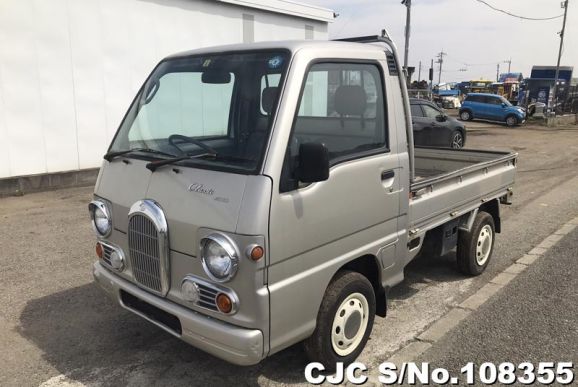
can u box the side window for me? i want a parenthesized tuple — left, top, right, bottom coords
(487, 96, 502, 105)
(421, 104, 441, 119)
(410, 104, 424, 117)
(291, 62, 387, 163)
(480, 95, 492, 104)
(466, 95, 479, 103)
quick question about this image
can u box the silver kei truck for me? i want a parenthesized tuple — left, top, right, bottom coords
(90, 32, 516, 368)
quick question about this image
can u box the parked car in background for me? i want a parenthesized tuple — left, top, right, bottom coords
(410, 98, 467, 149)
(459, 93, 526, 127)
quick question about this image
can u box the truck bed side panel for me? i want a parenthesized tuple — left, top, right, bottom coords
(409, 149, 516, 233)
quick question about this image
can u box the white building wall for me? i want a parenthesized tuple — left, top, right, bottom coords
(0, 0, 329, 178)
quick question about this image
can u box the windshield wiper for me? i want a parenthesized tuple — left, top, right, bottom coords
(104, 148, 178, 162)
(145, 152, 216, 172)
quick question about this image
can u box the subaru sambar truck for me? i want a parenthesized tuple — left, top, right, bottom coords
(90, 32, 516, 368)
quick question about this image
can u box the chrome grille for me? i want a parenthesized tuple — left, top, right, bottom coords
(128, 214, 162, 292)
(181, 275, 238, 314)
(197, 282, 219, 311)
(102, 244, 113, 266)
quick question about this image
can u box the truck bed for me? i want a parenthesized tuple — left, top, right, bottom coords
(409, 147, 517, 232)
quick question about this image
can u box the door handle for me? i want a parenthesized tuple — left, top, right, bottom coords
(381, 170, 395, 180)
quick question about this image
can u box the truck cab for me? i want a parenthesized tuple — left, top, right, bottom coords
(91, 34, 516, 368)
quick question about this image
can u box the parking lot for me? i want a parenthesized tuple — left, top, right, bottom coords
(1, 119, 577, 386)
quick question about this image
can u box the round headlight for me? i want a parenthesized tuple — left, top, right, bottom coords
(89, 200, 112, 237)
(201, 234, 239, 282)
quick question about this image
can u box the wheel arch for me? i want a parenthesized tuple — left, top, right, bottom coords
(480, 199, 501, 233)
(339, 255, 387, 317)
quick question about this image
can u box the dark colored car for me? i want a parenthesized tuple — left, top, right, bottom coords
(410, 98, 466, 149)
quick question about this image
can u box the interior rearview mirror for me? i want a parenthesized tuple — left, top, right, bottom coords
(202, 70, 231, 84)
(297, 143, 329, 183)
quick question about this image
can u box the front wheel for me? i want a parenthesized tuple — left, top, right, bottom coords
(456, 211, 495, 275)
(303, 271, 376, 370)
(450, 130, 465, 149)
(505, 115, 518, 127)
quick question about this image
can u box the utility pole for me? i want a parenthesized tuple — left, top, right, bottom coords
(429, 58, 434, 100)
(436, 50, 446, 85)
(552, 0, 570, 114)
(496, 63, 500, 82)
(402, 0, 412, 70)
(504, 59, 512, 73)
(418, 61, 422, 82)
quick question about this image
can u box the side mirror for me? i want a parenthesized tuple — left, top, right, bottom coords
(436, 114, 447, 122)
(501, 102, 507, 108)
(296, 143, 329, 183)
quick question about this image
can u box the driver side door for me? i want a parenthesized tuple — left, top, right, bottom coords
(267, 60, 401, 352)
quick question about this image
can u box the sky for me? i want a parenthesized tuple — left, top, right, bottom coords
(305, 0, 577, 83)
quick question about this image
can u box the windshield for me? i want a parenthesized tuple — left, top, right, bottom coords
(500, 96, 513, 106)
(109, 51, 290, 173)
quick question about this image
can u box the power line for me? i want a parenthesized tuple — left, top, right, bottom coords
(473, 0, 564, 21)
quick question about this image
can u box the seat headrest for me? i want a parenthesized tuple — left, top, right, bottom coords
(262, 87, 278, 115)
(334, 85, 367, 116)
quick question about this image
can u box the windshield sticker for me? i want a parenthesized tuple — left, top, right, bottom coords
(268, 56, 284, 69)
(202, 59, 212, 68)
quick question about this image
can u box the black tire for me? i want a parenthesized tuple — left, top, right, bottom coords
(460, 110, 473, 121)
(505, 115, 518, 127)
(456, 211, 495, 276)
(450, 130, 465, 149)
(303, 270, 376, 370)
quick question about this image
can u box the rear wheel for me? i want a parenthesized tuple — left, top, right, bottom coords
(456, 211, 495, 275)
(450, 130, 465, 149)
(303, 271, 376, 370)
(460, 110, 473, 121)
(505, 115, 518, 127)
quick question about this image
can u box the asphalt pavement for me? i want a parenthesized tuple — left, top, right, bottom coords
(417, 227, 578, 383)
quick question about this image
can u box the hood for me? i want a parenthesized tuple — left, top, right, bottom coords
(95, 159, 249, 256)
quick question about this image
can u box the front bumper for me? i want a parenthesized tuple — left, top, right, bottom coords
(93, 262, 264, 366)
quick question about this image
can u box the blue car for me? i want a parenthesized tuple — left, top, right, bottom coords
(459, 93, 526, 127)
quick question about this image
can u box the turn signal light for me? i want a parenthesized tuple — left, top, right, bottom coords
(246, 244, 264, 261)
(216, 293, 233, 314)
(95, 242, 104, 259)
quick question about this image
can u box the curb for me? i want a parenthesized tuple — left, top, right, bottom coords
(383, 215, 578, 366)
(0, 168, 99, 197)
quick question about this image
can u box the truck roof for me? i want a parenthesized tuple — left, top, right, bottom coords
(166, 40, 389, 60)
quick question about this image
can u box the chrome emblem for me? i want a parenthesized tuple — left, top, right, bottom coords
(188, 183, 215, 196)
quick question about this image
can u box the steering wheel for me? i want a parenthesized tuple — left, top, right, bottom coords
(168, 134, 218, 156)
